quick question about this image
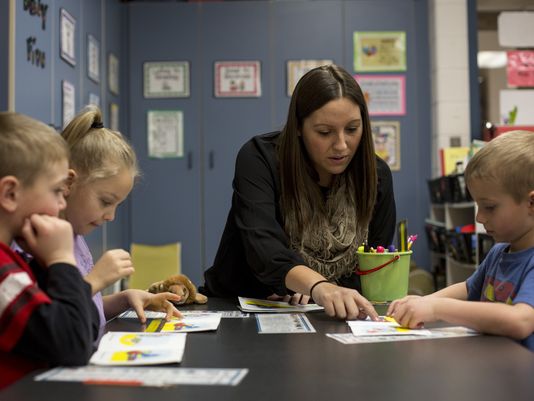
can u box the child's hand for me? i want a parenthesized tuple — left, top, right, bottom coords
(125, 289, 182, 324)
(387, 296, 436, 329)
(21, 214, 75, 267)
(86, 249, 134, 293)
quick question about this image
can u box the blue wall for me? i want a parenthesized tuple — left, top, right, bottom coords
(127, 0, 432, 285)
(10, 0, 128, 260)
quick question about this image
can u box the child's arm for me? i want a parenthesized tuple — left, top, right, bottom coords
(388, 296, 534, 340)
(103, 289, 182, 323)
(428, 281, 468, 299)
(10, 215, 98, 365)
(84, 249, 135, 294)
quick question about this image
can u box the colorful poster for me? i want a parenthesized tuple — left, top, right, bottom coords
(214, 61, 261, 97)
(371, 120, 400, 171)
(354, 31, 406, 72)
(144, 61, 190, 98)
(286, 59, 333, 96)
(507, 50, 534, 87)
(354, 75, 406, 116)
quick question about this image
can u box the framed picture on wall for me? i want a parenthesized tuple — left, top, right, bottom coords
(354, 74, 406, 116)
(147, 110, 184, 159)
(88, 93, 100, 108)
(144, 61, 190, 98)
(371, 120, 401, 171)
(353, 31, 406, 72)
(110, 103, 119, 132)
(87, 35, 100, 83)
(60, 8, 76, 66)
(108, 53, 119, 95)
(286, 59, 333, 96)
(214, 61, 261, 97)
(62, 80, 75, 128)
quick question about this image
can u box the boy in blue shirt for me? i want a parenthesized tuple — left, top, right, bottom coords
(388, 131, 534, 350)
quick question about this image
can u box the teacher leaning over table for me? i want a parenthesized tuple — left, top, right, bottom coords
(201, 64, 396, 320)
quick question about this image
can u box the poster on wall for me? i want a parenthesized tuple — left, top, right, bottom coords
(507, 50, 534, 87)
(286, 60, 333, 96)
(147, 110, 184, 159)
(60, 8, 76, 66)
(371, 120, 400, 171)
(62, 80, 75, 128)
(88, 93, 100, 107)
(353, 31, 406, 72)
(110, 103, 119, 132)
(87, 35, 100, 83)
(354, 75, 406, 116)
(144, 61, 190, 98)
(214, 61, 261, 97)
(108, 53, 120, 95)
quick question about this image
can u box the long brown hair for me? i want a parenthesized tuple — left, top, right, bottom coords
(278, 64, 377, 235)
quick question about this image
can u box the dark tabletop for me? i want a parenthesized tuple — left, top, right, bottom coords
(2, 297, 534, 401)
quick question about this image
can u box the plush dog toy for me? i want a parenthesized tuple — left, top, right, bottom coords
(148, 274, 208, 305)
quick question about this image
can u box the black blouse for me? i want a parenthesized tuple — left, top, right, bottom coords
(203, 132, 396, 298)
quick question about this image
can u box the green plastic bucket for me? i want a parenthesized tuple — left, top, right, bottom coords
(356, 251, 412, 302)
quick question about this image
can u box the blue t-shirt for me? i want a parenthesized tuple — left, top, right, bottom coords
(466, 243, 534, 351)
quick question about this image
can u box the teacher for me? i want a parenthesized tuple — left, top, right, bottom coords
(202, 65, 396, 319)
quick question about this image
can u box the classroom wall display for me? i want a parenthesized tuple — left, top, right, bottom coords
(59, 8, 76, 66)
(110, 103, 119, 132)
(214, 61, 261, 97)
(62, 80, 75, 128)
(144, 61, 190, 98)
(371, 120, 400, 171)
(354, 74, 406, 116)
(353, 31, 406, 72)
(507, 50, 534, 88)
(87, 34, 100, 83)
(88, 93, 100, 107)
(108, 53, 119, 95)
(147, 110, 184, 159)
(286, 59, 333, 96)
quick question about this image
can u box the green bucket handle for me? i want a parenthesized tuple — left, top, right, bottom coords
(355, 254, 401, 275)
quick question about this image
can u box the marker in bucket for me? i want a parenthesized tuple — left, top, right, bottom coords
(407, 234, 418, 251)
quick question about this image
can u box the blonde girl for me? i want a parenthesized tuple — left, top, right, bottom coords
(62, 106, 181, 333)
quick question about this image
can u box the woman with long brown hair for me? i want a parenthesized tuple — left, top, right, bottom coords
(203, 65, 396, 320)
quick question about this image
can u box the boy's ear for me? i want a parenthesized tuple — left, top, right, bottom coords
(0, 176, 22, 212)
(528, 190, 534, 211)
(64, 169, 78, 196)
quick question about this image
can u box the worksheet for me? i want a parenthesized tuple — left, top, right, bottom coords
(327, 326, 479, 344)
(118, 309, 249, 319)
(89, 332, 186, 366)
(35, 366, 249, 387)
(256, 313, 316, 334)
(347, 316, 432, 336)
(238, 297, 324, 313)
(146, 311, 222, 333)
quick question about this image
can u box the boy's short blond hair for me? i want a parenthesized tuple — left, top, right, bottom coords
(465, 130, 534, 202)
(0, 112, 69, 186)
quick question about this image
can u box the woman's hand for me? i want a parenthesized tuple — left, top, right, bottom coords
(312, 282, 378, 321)
(267, 293, 310, 305)
(86, 249, 135, 294)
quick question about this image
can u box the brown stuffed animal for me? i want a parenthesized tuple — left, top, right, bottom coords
(148, 274, 208, 305)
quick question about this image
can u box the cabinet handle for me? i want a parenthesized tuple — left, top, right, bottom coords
(209, 151, 214, 170)
(187, 151, 193, 170)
